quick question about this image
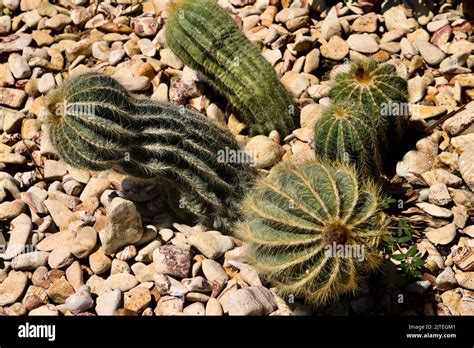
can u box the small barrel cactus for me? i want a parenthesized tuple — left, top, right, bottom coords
(45, 72, 257, 232)
(166, 0, 296, 136)
(329, 60, 408, 140)
(237, 160, 388, 306)
(313, 101, 382, 178)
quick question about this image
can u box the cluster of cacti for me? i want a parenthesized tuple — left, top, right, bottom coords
(237, 160, 388, 306)
(165, 0, 296, 137)
(329, 60, 409, 141)
(313, 101, 382, 178)
(45, 72, 257, 232)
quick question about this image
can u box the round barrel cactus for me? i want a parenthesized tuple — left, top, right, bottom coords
(314, 101, 382, 178)
(237, 160, 388, 306)
(329, 60, 408, 140)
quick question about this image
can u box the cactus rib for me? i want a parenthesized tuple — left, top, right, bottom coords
(166, 0, 296, 136)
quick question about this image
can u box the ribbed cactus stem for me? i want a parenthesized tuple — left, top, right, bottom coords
(237, 160, 388, 305)
(313, 101, 382, 178)
(46, 72, 257, 232)
(166, 0, 296, 136)
(329, 60, 408, 141)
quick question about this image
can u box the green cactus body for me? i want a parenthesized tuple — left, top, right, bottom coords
(45, 72, 257, 232)
(329, 60, 408, 141)
(237, 160, 388, 305)
(313, 101, 382, 178)
(165, 0, 296, 136)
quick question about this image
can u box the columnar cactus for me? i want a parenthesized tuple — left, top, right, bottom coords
(329, 60, 408, 140)
(237, 160, 388, 305)
(165, 0, 296, 136)
(45, 72, 257, 232)
(313, 101, 382, 178)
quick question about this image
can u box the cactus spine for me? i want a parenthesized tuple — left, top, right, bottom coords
(165, 0, 296, 136)
(329, 60, 408, 141)
(237, 160, 388, 305)
(313, 101, 382, 178)
(45, 72, 257, 232)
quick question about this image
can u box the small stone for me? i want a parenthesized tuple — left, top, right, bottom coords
(47, 277, 75, 304)
(110, 259, 130, 275)
(86, 275, 111, 296)
(160, 48, 183, 69)
(0, 88, 26, 108)
(8, 53, 30, 79)
(6, 302, 26, 316)
(227, 286, 276, 316)
(91, 41, 110, 61)
(443, 108, 474, 136)
(304, 48, 320, 73)
(79, 178, 110, 201)
(48, 246, 74, 269)
(44, 199, 73, 229)
(89, 249, 112, 275)
(408, 76, 425, 103)
(153, 245, 191, 279)
(71, 226, 97, 259)
(100, 198, 143, 255)
(96, 290, 122, 315)
(64, 285, 94, 314)
(3, 213, 31, 259)
(244, 135, 285, 169)
(347, 33, 379, 53)
(422, 169, 462, 187)
(321, 16, 341, 40)
(320, 36, 349, 60)
(65, 261, 83, 291)
(183, 302, 205, 316)
(459, 293, 474, 315)
(188, 231, 234, 259)
(427, 20, 450, 32)
(29, 304, 59, 316)
(155, 295, 183, 315)
(0, 16, 11, 35)
(112, 68, 150, 92)
(0, 33, 32, 53)
(459, 149, 474, 191)
(452, 246, 474, 271)
(425, 223, 457, 245)
(436, 267, 457, 291)
(383, 6, 417, 32)
(44, 160, 68, 180)
(206, 297, 223, 316)
(414, 40, 446, 66)
(137, 38, 156, 57)
(3, 109, 25, 133)
(262, 49, 282, 66)
(131, 16, 159, 37)
(428, 183, 452, 206)
(280, 71, 309, 97)
(44, 14, 71, 31)
(124, 287, 151, 313)
(201, 259, 229, 283)
(12, 251, 49, 270)
(455, 272, 474, 291)
(0, 271, 28, 306)
(3, 0, 19, 11)
(352, 13, 377, 33)
(300, 103, 324, 128)
(37, 73, 56, 94)
(31, 30, 54, 46)
(417, 202, 453, 218)
(106, 273, 138, 292)
(116, 245, 137, 261)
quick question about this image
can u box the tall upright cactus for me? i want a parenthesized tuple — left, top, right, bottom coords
(329, 60, 408, 141)
(45, 72, 257, 232)
(313, 101, 382, 178)
(165, 0, 296, 136)
(237, 160, 388, 305)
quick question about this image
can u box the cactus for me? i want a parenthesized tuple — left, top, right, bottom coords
(165, 0, 296, 137)
(329, 60, 408, 140)
(45, 72, 257, 232)
(313, 101, 382, 178)
(237, 160, 388, 305)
